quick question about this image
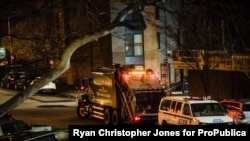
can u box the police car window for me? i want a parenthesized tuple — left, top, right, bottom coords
(175, 102, 182, 114)
(183, 104, 191, 115)
(160, 99, 171, 111)
(170, 101, 177, 112)
(191, 103, 225, 117)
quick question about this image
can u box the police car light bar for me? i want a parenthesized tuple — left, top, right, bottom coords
(184, 95, 212, 100)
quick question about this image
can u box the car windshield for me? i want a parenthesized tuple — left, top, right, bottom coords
(167, 82, 189, 95)
(191, 103, 226, 117)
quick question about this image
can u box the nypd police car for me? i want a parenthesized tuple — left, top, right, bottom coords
(158, 96, 234, 125)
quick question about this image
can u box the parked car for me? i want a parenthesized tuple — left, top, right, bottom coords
(0, 71, 35, 90)
(0, 131, 68, 141)
(0, 72, 24, 89)
(0, 115, 68, 141)
(220, 99, 250, 125)
(166, 81, 189, 95)
(0, 131, 57, 141)
(13, 73, 32, 90)
(30, 76, 57, 94)
(0, 113, 15, 120)
(0, 118, 52, 136)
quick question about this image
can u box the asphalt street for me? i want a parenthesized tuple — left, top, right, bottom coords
(18, 89, 83, 109)
(0, 84, 85, 109)
(0, 90, 81, 110)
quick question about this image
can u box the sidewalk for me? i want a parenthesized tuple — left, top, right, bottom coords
(30, 94, 77, 103)
(56, 83, 85, 100)
(58, 89, 83, 100)
(27, 84, 85, 103)
(16, 94, 78, 109)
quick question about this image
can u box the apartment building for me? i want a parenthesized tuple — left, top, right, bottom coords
(0, 0, 180, 88)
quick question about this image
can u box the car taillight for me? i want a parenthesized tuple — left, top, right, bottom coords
(238, 112, 245, 120)
(134, 116, 141, 122)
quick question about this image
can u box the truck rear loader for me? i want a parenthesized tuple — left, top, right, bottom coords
(76, 64, 165, 125)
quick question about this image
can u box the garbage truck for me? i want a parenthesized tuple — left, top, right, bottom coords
(76, 64, 165, 125)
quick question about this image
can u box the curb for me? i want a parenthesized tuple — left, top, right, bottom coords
(58, 90, 83, 100)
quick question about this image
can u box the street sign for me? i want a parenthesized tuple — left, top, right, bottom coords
(232, 54, 250, 72)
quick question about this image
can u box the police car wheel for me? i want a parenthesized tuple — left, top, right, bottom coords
(162, 121, 168, 125)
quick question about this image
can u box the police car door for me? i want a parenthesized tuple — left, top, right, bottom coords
(174, 101, 186, 125)
(179, 103, 192, 125)
(169, 101, 182, 124)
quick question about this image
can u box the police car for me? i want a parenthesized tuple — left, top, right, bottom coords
(158, 96, 234, 125)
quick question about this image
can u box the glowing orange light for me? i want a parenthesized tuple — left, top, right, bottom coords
(122, 74, 130, 79)
(149, 74, 155, 78)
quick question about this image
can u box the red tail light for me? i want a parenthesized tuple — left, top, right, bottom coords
(134, 116, 141, 122)
(122, 74, 130, 79)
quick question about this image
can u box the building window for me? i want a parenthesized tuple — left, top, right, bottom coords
(125, 34, 143, 56)
(155, 5, 159, 20)
(157, 32, 160, 49)
(125, 11, 143, 21)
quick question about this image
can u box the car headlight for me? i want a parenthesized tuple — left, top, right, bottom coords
(54, 131, 69, 141)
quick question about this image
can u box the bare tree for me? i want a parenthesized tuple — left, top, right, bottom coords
(0, 0, 165, 118)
